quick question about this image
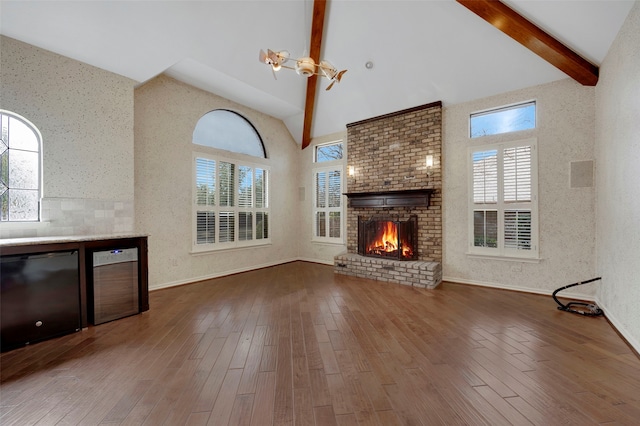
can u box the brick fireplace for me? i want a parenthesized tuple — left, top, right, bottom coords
(334, 101, 443, 289)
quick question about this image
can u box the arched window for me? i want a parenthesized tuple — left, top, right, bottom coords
(193, 109, 266, 158)
(192, 110, 269, 251)
(1, 110, 42, 222)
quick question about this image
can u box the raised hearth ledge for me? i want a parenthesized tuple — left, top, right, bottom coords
(334, 253, 442, 289)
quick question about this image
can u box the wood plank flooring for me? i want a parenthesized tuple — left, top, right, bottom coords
(1, 261, 639, 425)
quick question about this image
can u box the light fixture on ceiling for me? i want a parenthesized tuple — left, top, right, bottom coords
(365, 61, 374, 70)
(259, 49, 347, 91)
(295, 57, 316, 76)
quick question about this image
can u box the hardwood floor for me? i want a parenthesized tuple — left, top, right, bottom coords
(1, 261, 639, 425)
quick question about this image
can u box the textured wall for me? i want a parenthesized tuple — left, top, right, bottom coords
(595, 1, 640, 351)
(134, 75, 300, 289)
(0, 36, 135, 201)
(0, 36, 136, 238)
(443, 78, 598, 297)
(346, 103, 442, 262)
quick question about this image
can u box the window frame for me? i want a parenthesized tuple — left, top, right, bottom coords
(312, 140, 345, 244)
(469, 100, 536, 139)
(467, 138, 539, 259)
(192, 152, 270, 252)
(0, 110, 43, 223)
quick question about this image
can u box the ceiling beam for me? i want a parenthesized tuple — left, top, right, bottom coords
(456, 0, 598, 86)
(301, 0, 327, 149)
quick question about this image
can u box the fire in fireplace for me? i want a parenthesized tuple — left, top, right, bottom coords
(358, 215, 418, 260)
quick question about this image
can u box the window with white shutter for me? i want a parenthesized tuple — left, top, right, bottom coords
(469, 139, 538, 258)
(193, 154, 269, 251)
(192, 110, 269, 252)
(313, 141, 344, 243)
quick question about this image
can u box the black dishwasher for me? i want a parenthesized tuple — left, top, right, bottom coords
(1, 250, 81, 352)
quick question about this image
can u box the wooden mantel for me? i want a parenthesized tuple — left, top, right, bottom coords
(344, 189, 433, 208)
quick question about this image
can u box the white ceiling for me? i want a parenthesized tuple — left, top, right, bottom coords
(0, 0, 634, 144)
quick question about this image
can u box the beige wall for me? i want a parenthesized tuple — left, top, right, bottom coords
(134, 75, 301, 289)
(0, 36, 136, 238)
(443, 78, 598, 298)
(595, 1, 640, 351)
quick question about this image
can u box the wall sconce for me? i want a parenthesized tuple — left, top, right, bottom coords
(348, 165, 355, 177)
(425, 155, 434, 177)
(425, 155, 434, 169)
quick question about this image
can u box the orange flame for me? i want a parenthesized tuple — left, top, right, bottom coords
(366, 221, 414, 258)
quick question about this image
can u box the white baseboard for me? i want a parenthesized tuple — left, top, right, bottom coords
(595, 296, 640, 355)
(442, 275, 596, 301)
(296, 257, 334, 266)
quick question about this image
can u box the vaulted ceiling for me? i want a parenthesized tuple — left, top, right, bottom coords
(0, 0, 634, 146)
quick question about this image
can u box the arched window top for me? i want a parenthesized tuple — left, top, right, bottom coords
(1, 109, 42, 222)
(193, 109, 266, 158)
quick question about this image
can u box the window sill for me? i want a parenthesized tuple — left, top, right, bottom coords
(190, 240, 272, 255)
(466, 252, 542, 263)
(311, 239, 345, 246)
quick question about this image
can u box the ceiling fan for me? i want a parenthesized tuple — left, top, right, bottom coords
(259, 49, 347, 91)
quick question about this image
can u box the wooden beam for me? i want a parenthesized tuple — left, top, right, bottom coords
(456, 0, 598, 86)
(301, 0, 327, 149)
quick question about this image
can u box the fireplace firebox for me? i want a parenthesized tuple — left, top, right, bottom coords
(358, 215, 418, 261)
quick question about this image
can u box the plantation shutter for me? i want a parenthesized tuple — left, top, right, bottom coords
(219, 161, 235, 207)
(195, 158, 216, 206)
(328, 171, 341, 208)
(316, 171, 326, 209)
(195, 158, 216, 244)
(503, 146, 531, 203)
(315, 171, 327, 237)
(255, 168, 266, 208)
(218, 161, 235, 243)
(255, 168, 268, 240)
(473, 150, 498, 204)
(328, 170, 341, 238)
(470, 141, 536, 257)
(238, 165, 252, 208)
(504, 210, 532, 249)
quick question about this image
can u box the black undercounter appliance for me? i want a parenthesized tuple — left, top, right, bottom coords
(1, 250, 81, 352)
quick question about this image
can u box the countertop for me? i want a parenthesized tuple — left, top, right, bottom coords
(0, 234, 148, 248)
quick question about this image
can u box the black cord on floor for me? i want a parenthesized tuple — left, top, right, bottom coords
(552, 277, 603, 316)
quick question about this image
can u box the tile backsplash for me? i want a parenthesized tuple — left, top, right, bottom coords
(0, 198, 134, 239)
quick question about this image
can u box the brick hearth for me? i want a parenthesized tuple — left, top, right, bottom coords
(334, 253, 442, 289)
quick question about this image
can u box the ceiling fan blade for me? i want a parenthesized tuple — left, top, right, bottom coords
(267, 49, 279, 63)
(335, 69, 347, 82)
(259, 49, 268, 64)
(325, 80, 335, 91)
